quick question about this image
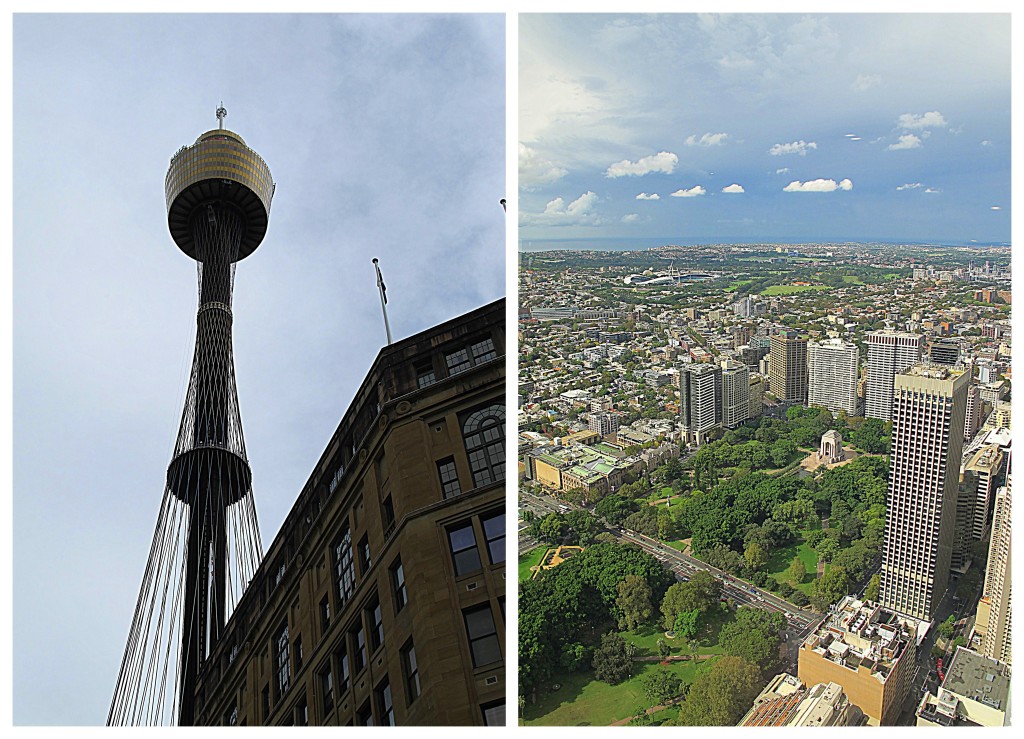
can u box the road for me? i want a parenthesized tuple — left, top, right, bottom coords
(519, 488, 824, 667)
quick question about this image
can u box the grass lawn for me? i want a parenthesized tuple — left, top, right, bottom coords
(726, 278, 755, 291)
(519, 545, 546, 583)
(765, 535, 823, 595)
(760, 284, 829, 296)
(842, 275, 865, 285)
(521, 658, 706, 726)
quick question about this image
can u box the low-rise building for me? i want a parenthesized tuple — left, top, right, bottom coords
(916, 647, 1010, 727)
(739, 673, 864, 727)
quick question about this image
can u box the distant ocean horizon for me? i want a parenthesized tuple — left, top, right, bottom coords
(517, 236, 1008, 252)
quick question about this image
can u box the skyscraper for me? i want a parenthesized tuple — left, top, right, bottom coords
(866, 331, 922, 421)
(110, 110, 274, 725)
(680, 362, 721, 445)
(929, 338, 960, 366)
(807, 339, 859, 416)
(720, 359, 749, 428)
(769, 331, 808, 404)
(879, 364, 968, 621)
(964, 384, 983, 442)
(978, 471, 1011, 665)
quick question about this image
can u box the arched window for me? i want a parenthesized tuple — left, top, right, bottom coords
(462, 404, 505, 487)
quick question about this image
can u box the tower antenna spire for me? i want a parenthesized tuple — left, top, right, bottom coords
(216, 102, 227, 129)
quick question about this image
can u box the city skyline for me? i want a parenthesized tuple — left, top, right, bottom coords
(13, 13, 504, 725)
(520, 14, 1010, 246)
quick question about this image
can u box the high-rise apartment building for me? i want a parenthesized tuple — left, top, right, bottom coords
(866, 331, 922, 421)
(588, 412, 620, 438)
(190, 300, 506, 726)
(879, 364, 968, 621)
(769, 332, 808, 404)
(964, 384, 983, 442)
(807, 339, 859, 415)
(748, 374, 766, 420)
(720, 359, 750, 428)
(963, 444, 1005, 541)
(680, 362, 722, 445)
(977, 470, 1011, 665)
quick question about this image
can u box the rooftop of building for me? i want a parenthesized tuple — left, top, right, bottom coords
(940, 647, 1010, 711)
(801, 597, 925, 682)
(901, 363, 966, 381)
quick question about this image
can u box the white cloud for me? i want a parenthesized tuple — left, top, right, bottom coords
(769, 140, 817, 156)
(518, 143, 567, 189)
(991, 206, 1001, 211)
(925, 188, 941, 194)
(849, 137, 861, 141)
(622, 213, 640, 222)
(853, 74, 881, 91)
(844, 133, 856, 137)
(635, 192, 660, 200)
(775, 168, 790, 175)
(671, 186, 706, 197)
(686, 132, 729, 147)
(888, 134, 922, 150)
(981, 140, 993, 146)
(897, 182, 923, 191)
(522, 191, 601, 226)
(783, 178, 853, 193)
(605, 151, 678, 177)
(722, 184, 745, 193)
(897, 111, 947, 129)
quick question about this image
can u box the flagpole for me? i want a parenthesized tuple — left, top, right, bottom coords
(373, 257, 393, 345)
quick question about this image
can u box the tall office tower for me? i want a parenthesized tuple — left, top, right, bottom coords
(769, 331, 808, 404)
(807, 339, 859, 415)
(866, 331, 922, 421)
(964, 384, 983, 442)
(879, 365, 968, 621)
(963, 444, 1005, 541)
(747, 374, 766, 420)
(110, 110, 275, 725)
(680, 362, 722, 445)
(720, 359, 750, 428)
(979, 468, 1011, 665)
(929, 338, 960, 366)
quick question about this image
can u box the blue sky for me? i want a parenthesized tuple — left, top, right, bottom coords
(519, 14, 1010, 246)
(12, 13, 504, 725)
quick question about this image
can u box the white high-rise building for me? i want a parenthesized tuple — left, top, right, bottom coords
(866, 331, 922, 421)
(979, 472, 1011, 665)
(721, 359, 750, 428)
(879, 364, 968, 621)
(808, 339, 859, 415)
(964, 384, 983, 442)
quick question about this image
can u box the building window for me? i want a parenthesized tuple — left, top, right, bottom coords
(275, 623, 291, 699)
(445, 347, 472, 375)
(437, 457, 462, 498)
(319, 664, 334, 713)
(261, 684, 270, 724)
(335, 646, 350, 695)
(224, 702, 238, 727)
(482, 511, 505, 564)
(415, 358, 436, 389)
(390, 557, 407, 612)
(401, 639, 421, 704)
(448, 522, 482, 576)
(352, 624, 367, 673)
(462, 404, 505, 487)
(471, 337, 497, 364)
(320, 595, 331, 636)
(481, 701, 505, 726)
(463, 604, 501, 668)
(382, 494, 396, 537)
(358, 534, 372, 575)
(294, 693, 309, 726)
(357, 701, 374, 726)
(334, 525, 355, 606)
(376, 678, 396, 726)
(293, 636, 303, 672)
(368, 597, 385, 651)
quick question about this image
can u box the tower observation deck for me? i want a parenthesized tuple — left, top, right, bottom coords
(109, 107, 273, 726)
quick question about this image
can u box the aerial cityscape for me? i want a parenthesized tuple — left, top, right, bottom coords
(518, 14, 1010, 727)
